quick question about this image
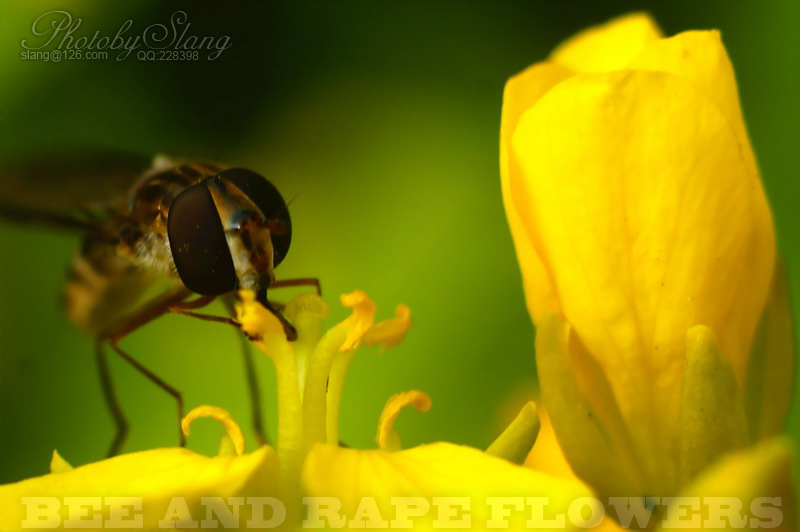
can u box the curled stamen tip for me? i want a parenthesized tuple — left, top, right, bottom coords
(181, 405, 246, 456)
(285, 293, 329, 321)
(339, 289, 377, 352)
(364, 304, 412, 353)
(376, 390, 432, 452)
(340, 289, 371, 307)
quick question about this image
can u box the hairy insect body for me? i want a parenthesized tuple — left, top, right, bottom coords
(63, 163, 221, 334)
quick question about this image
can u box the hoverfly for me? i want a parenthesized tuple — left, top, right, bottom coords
(0, 152, 318, 456)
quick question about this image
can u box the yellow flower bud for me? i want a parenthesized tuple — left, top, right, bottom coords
(501, 13, 793, 497)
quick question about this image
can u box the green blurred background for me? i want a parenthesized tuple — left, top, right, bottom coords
(0, 1, 798, 484)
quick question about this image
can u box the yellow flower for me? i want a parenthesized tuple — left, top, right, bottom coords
(304, 393, 589, 531)
(501, 9, 795, 510)
(0, 408, 279, 530)
(526, 407, 795, 530)
(239, 290, 591, 530)
(1, 291, 591, 530)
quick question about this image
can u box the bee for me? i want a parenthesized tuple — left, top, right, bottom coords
(0, 152, 318, 456)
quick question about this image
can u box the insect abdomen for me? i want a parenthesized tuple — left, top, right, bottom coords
(63, 233, 155, 335)
(62, 163, 220, 333)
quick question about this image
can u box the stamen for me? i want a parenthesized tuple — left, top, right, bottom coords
(326, 352, 355, 445)
(303, 324, 348, 449)
(339, 290, 376, 351)
(236, 290, 285, 341)
(364, 304, 412, 353)
(181, 406, 246, 456)
(376, 391, 432, 451)
(236, 288, 414, 522)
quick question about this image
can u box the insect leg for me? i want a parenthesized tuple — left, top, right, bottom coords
(167, 296, 243, 328)
(170, 295, 297, 341)
(261, 277, 320, 341)
(164, 294, 301, 446)
(99, 287, 192, 449)
(108, 337, 186, 447)
(167, 296, 269, 445)
(95, 341, 128, 457)
(266, 300, 285, 312)
(262, 298, 299, 341)
(269, 277, 322, 296)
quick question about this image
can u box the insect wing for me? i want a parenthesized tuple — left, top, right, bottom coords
(0, 151, 151, 210)
(0, 150, 152, 231)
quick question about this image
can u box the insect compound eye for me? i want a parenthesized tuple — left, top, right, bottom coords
(218, 168, 292, 267)
(167, 182, 237, 295)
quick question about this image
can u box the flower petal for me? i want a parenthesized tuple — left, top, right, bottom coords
(626, 30, 771, 294)
(656, 438, 796, 531)
(550, 13, 662, 73)
(376, 391, 432, 452)
(511, 69, 775, 493)
(501, 60, 572, 322)
(523, 409, 638, 532)
(524, 407, 574, 479)
(303, 442, 592, 530)
(627, 30, 758, 174)
(0, 446, 278, 530)
(745, 261, 796, 441)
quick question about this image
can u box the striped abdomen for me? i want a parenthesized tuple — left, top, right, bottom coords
(63, 163, 220, 334)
